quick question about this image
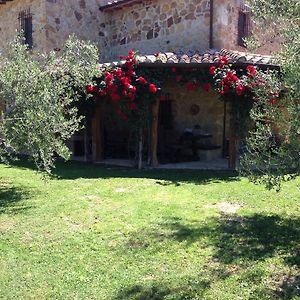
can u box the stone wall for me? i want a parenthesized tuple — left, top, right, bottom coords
(98, 0, 251, 60)
(0, 0, 105, 54)
(0, 0, 48, 52)
(99, 0, 212, 60)
(213, 0, 248, 51)
(44, 0, 105, 52)
(165, 81, 229, 150)
(0, 0, 255, 58)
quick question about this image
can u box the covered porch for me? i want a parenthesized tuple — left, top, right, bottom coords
(69, 49, 277, 170)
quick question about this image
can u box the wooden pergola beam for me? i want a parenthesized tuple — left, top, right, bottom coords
(91, 103, 105, 162)
(99, 0, 142, 12)
(149, 97, 160, 167)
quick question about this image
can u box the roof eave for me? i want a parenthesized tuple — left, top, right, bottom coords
(99, 0, 141, 12)
(137, 62, 280, 70)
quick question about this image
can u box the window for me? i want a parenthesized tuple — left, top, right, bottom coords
(19, 9, 33, 49)
(238, 11, 250, 47)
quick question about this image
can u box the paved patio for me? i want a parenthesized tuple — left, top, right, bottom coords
(98, 158, 230, 170)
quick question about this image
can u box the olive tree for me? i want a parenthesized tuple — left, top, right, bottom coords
(0, 35, 99, 173)
(241, 1, 300, 189)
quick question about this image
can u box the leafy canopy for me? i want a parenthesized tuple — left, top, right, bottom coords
(241, 0, 300, 189)
(0, 35, 99, 173)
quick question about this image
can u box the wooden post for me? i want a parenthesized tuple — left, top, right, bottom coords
(228, 136, 240, 169)
(91, 103, 104, 162)
(83, 118, 89, 162)
(149, 97, 160, 167)
(228, 99, 240, 170)
(222, 101, 227, 158)
(138, 128, 143, 170)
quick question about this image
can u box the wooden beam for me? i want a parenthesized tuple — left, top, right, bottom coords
(91, 103, 104, 162)
(99, 0, 142, 12)
(149, 97, 160, 167)
(228, 136, 239, 170)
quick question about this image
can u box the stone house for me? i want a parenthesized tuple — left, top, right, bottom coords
(0, 0, 253, 58)
(0, 0, 278, 168)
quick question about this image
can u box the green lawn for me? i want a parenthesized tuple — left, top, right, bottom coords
(0, 161, 299, 300)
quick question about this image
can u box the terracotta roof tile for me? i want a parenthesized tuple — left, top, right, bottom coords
(100, 49, 278, 68)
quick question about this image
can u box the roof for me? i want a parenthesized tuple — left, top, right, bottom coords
(99, 0, 139, 11)
(100, 49, 279, 69)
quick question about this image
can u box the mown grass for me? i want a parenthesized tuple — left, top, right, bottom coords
(0, 160, 299, 300)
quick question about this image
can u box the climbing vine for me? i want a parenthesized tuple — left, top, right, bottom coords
(86, 51, 290, 188)
(86, 50, 283, 136)
(86, 50, 161, 132)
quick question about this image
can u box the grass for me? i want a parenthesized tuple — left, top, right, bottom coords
(0, 160, 299, 300)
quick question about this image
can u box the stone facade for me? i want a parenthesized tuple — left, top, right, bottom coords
(99, 0, 212, 59)
(0, 0, 48, 52)
(213, 0, 242, 50)
(44, 0, 104, 52)
(0, 0, 249, 58)
(0, 0, 104, 53)
(98, 0, 248, 59)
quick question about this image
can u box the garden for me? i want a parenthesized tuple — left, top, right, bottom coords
(0, 160, 299, 299)
(0, 1, 299, 299)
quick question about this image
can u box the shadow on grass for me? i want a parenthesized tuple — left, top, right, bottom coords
(112, 270, 292, 300)
(279, 275, 300, 299)
(0, 181, 33, 214)
(113, 284, 173, 300)
(162, 214, 300, 267)
(112, 282, 211, 300)
(5, 159, 239, 186)
(161, 214, 300, 299)
(112, 267, 276, 300)
(112, 268, 230, 300)
(117, 214, 300, 299)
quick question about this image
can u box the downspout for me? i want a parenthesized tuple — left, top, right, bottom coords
(209, 0, 214, 49)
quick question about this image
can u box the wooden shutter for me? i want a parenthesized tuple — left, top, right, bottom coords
(238, 11, 250, 47)
(238, 12, 246, 46)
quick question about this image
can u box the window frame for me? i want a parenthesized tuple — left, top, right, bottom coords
(18, 8, 33, 49)
(237, 10, 251, 47)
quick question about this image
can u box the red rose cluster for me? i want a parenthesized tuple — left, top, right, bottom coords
(208, 58, 282, 106)
(86, 50, 159, 121)
(170, 67, 212, 93)
(208, 56, 249, 96)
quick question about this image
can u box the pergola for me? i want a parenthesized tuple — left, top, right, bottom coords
(93, 49, 279, 168)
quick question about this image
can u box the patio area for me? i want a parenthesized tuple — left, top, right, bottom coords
(98, 158, 230, 170)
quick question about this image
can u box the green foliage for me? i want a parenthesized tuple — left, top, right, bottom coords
(0, 35, 99, 173)
(240, 1, 300, 190)
(249, 0, 300, 19)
